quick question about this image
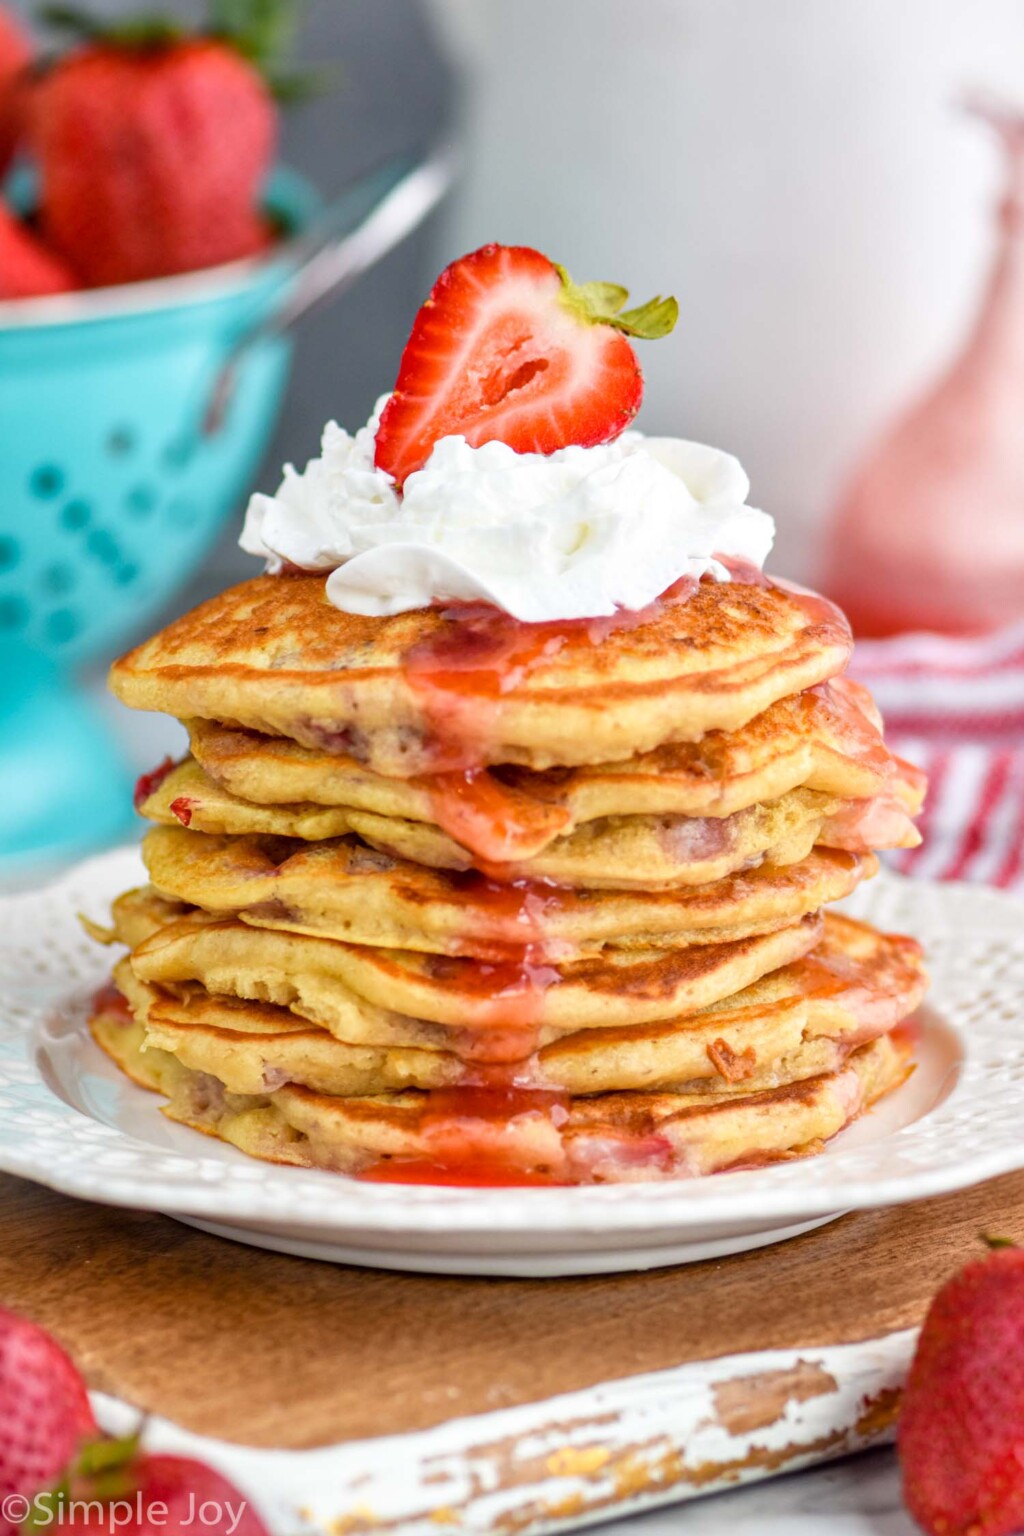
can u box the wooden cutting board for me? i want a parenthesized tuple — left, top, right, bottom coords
(3, 1169, 1022, 1533)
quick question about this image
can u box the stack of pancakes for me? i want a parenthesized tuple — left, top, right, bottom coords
(87, 571, 928, 1184)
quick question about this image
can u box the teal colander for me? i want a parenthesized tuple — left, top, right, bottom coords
(0, 150, 453, 873)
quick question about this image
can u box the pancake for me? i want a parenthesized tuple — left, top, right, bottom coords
(111, 914, 925, 1096)
(137, 824, 875, 958)
(141, 778, 909, 894)
(335, 787, 917, 883)
(99, 893, 914, 1067)
(127, 899, 823, 1032)
(82, 888, 190, 950)
(184, 676, 923, 865)
(109, 572, 853, 775)
(89, 994, 911, 1183)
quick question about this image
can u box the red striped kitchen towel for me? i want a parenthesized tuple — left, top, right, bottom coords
(851, 622, 1024, 892)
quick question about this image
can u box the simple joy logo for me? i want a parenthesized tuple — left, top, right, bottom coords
(1, 1491, 251, 1533)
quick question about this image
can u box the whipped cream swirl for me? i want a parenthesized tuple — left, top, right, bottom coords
(240, 397, 775, 623)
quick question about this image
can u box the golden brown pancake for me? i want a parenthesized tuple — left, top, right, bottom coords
(97, 893, 912, 1067)
(183, 676, 923, 865)
(111, 914, 925, 1096)
(109, 573, 853, 775)
(136, 823, 875, 958)
(89, 993, 911, 1183)
(333, 788, 917, 883)
(126, 896, 822, 1032)
(140, 775, 909, 894)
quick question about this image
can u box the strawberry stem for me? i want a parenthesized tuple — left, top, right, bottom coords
(555, 264, 679, 340)
(75, 1431, 141, 1481)
(982, 1232, 1018, 1250)
(40, 5, 185, 47)
(39, 0, 324, 97)
(206, 0, 303, 71)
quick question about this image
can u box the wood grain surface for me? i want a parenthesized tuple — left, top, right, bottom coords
(1, 1170, 1021, 1451)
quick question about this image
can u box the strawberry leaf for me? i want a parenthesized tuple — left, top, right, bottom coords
(206, 0, 303, 69)
(75, 1431, 141, 1481)
(556, 264, 678, 339)
(40, 5, 186, 46)
(41, 0, 327, 95)
(614, 294, 680, 339)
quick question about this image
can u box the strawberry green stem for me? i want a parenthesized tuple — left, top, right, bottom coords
(39, 0, 319, 94)
(555, 264, 680, 340)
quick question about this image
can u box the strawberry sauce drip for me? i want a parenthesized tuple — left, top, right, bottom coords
(358, 1087, 570, 1186)
(404, 576, 698, 773)
(133, 756, 177, 812)
(445, 867, 572, 950)
(820, 791, 917, 851)
(419, 865, 569, 1075)
(91, 981, 132, 1024)
(786, 932, 925, 1043)
(402, 562, 848, 781)
(425, 767, 571, 864)
(814, 677, 893, 770)
(427, 950, 562, 1032)
(812, 680, 928, 812)
(890, 1015, 924, 1053)
(363, 561, 851, 1190)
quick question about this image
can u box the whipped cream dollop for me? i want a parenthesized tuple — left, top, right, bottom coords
(240, 397, 775, 622)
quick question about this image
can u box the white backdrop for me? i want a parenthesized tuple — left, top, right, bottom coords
(429, 0, 1024, 578)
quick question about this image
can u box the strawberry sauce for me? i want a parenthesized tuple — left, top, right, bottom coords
(890, 1014, 924, 1053)
(425, 767, 571, 864)
(358, 1087, 570, 1186)
(90, 981, 132, 1024)
(444, 866, 573, 958)
(785, 930, 925, 1043)
(819, 789, 918, 852)
(359, 1160, 565, 1187)
(360, 563, 853, 1188)
(403, 576, 699, 774)
(133, 756, 177, 812)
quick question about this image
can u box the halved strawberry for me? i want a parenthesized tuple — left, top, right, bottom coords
(374, 243, 678, 486)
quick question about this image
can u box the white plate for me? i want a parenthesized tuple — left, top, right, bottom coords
(2, 848, 1022, 1277)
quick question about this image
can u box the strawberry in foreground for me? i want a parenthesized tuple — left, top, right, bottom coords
(0, 201, 76, 299)
(96, 1455, 270, 1536)
(373, 243, 679, 486)
(0, 1306, 97, 1534)
(0, 4, 32, 175)
(898, 1239, 1024, 1536)
(0, 1306, 267, 1536)
(29, 1, 295, 287)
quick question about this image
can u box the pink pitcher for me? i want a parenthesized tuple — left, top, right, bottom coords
(822, 97, 1024, 636)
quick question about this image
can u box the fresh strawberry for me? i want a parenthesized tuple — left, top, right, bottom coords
(0, 199, 76, 298)
(374, 243, 679, 486)
(0, 1307, 97, 1534)
(0, 5, 32, 174)
(898, 1240, 1024, 1536)
(120, 1456, 269, 1536)
(29, 2, 299, 286)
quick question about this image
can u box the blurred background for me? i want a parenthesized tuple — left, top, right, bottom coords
(2, 0, 1023, 875)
